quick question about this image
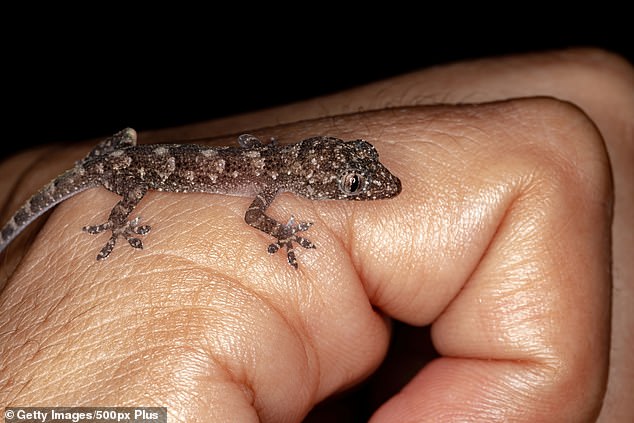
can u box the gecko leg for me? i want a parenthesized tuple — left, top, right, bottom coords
(82, 186, 150, 260)
(245, 190, 315, 269)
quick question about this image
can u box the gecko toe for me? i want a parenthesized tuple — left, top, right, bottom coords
(287, 249, 298, 269)
(83, 222, 111, 234)
(128, 237, 144, 249)
(96, 236, 117, 260)
(295, 236, 315, 249)
(296, 221, 313, 232)
(267, 235, 314, 269)
(133, 225, 151, 235)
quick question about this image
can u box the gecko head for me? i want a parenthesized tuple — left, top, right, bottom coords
(295, 138, 401, 201)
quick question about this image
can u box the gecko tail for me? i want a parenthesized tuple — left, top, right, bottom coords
(0, 166, 99, 255)
(0, 129, 135, 256)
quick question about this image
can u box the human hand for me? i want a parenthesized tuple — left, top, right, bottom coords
(1, 48, 630, 422)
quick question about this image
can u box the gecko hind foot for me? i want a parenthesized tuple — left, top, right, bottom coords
(82, 217, 151, 260)
(267, 216, 316, 269)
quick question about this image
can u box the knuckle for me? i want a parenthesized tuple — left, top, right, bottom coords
(504, 97, 612, 203)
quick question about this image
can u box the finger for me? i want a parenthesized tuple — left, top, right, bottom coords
(354, 99, 609, 421)
(343, 48, 631, 422)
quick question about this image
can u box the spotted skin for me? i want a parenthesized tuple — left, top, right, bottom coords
(0, 128, 401, 268)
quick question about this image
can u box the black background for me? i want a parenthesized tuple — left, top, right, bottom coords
(2, 12, 631, 159)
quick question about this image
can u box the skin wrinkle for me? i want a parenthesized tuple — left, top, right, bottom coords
(397, 110, 529, 326)
(440, 190, 546, 362)
(499, 148, 587, 362)
(207, 272, 321, 419)
(141, 275, 261, 414)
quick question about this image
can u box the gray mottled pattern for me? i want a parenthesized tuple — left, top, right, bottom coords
(0, 128, 401, 268)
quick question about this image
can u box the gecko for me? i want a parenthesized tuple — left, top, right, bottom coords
(0, 128, 401, 268)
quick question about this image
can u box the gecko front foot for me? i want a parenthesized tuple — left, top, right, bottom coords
(267, 216, 316, 269)
(82, 217, 151, 260)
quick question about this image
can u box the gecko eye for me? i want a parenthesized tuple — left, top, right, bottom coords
(340, 171, 366, 195)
